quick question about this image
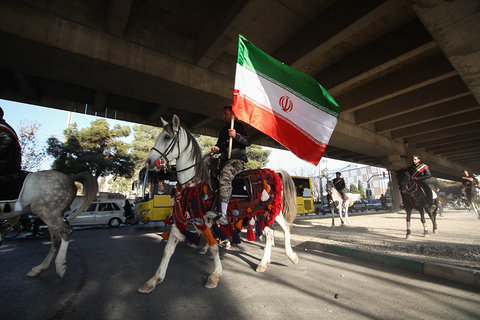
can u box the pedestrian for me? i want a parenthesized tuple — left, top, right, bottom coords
(210, 106, 251, 224)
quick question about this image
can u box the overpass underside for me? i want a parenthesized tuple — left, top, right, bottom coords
(0, 0, 478, 181)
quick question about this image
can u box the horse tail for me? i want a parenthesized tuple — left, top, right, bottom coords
(275, 169, 297, 224)
(69, 172, 98, 220)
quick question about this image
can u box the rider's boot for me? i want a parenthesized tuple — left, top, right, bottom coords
(217, 202, 228, 225)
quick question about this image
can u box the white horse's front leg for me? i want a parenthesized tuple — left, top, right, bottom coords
(205, 244, 222, 288)
(344, 205, 350, 225)
(275, 213, 298, 265)
(257, 226, 274, 272)
(138, 225, 181, 293)
(338, 206, 345, 225)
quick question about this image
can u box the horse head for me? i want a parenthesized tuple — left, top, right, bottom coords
(395, 168, 412, 193)
(325, 180, 334, 193)
(145, 115, 182, 172)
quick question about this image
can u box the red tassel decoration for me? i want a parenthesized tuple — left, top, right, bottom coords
(246, 226, 255, 241)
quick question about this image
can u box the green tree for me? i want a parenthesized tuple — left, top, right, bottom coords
(131, 124, 162, 171)
(349, 183, 358, 194)
(47, 119, 135, 179)
(18, 121, 47, 171)
(357, 180, 366, 199)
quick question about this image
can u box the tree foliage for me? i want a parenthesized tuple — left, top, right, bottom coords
(130, 124, 162, 171)
(18, 121, 47, 171)
(357, 180, 366, 199)
(46, 119, 135, 179)
(349, 183, 358, 194)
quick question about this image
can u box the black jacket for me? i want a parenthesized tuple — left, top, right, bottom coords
(0, 119, 22, 175)
(215, 120, 251, 162)
(408, 163, 431, 182)
(332, 177, 345, 191)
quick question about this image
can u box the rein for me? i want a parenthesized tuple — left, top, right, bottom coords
(401, 178, 419, 207)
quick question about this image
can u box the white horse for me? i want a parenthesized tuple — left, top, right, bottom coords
(138, 115, 298, 293)
(0, 170, 97, 277)
(325, 181, 357, 226)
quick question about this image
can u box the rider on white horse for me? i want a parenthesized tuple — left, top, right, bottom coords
(0, 106, 24, 212)
(332, 172, 347, 204)
(210, 106, 251, 225)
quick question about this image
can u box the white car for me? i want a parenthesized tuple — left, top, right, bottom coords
(64, 201, 125, 228)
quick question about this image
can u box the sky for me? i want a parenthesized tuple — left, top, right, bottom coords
(1, 99, 357, 175)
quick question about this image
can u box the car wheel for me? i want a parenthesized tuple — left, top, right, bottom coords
(108, 218, 122, 228)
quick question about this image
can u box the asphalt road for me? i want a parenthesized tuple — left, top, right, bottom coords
(1, 222, 479, 320)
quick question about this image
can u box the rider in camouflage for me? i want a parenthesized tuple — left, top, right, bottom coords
(210, 106, 251, 225)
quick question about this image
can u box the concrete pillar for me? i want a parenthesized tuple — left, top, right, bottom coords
(389, 170, 403, 212)
(382, 154, 407, 212)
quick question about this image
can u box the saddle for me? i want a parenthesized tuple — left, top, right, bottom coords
(171, 166, 283, 245)
(0, 171, 28, 201)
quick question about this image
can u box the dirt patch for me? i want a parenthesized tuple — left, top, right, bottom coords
(284, 208, 480, 270)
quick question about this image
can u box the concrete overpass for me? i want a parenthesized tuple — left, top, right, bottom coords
(0, 0, 479, 181)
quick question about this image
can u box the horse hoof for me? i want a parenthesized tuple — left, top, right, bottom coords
(56, 265, 67, 278)
(205, 275, 219, 289)
(288, 253, 299, 265)
(26, 268, 41, 277)
(256, 264, 267, 273)
(138, 281, 156, 294)
(405, 234, 410, 239)
(433, 229, 438, 234)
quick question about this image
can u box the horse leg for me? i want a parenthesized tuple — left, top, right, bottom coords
(138, 224, 182, 293)
(405, 210, 412, 239)
(425, 207, 438, 234)
(330, 208, 335, 227)
(27, 231, 61, 277)
(257, 226, 274, 272)
(273, 213, 298, 265)
(54, 221, 73, 278)
(419, 209, 428, 236)
(339, 207, 345, 225)
(344, 205, 350, 225)
(205, 244, 222, 288)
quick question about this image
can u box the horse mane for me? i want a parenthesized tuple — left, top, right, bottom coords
(163, 123, 209, 183)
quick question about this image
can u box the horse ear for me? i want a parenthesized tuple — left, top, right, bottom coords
(160, 117, 168, 127)
(172, 114, 180, 131)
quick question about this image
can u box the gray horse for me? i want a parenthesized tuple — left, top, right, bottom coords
(0, 170, 97, 277)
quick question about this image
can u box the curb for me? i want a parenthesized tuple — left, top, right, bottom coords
(295, 240, 480, 288)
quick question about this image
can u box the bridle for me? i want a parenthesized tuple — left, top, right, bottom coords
(149, 125, 212, 187)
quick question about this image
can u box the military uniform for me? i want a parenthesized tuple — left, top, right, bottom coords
(215, 119, 251, 204)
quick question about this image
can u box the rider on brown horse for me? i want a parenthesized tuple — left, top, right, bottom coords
(407, 155, 433, 207)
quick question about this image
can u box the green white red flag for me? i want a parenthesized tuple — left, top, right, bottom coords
(232, 35, 339, 165)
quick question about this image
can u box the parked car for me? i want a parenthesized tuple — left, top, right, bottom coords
(64, 201, 125, 228)
(366, 200, 383, 211)
(351, 200, 367, 212)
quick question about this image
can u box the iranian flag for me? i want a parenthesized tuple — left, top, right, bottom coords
(232, 35, 339, 165)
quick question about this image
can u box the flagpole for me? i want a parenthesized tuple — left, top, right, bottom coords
(228, 115, 235, 159)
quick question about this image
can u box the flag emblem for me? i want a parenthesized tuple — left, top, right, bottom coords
(279, 96, 293, 112)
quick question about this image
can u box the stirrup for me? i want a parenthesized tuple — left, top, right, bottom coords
(217, 214, 228, 225)
(205, 211, 218, 219)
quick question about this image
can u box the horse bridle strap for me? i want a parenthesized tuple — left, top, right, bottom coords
(150, 127, 182, 168)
